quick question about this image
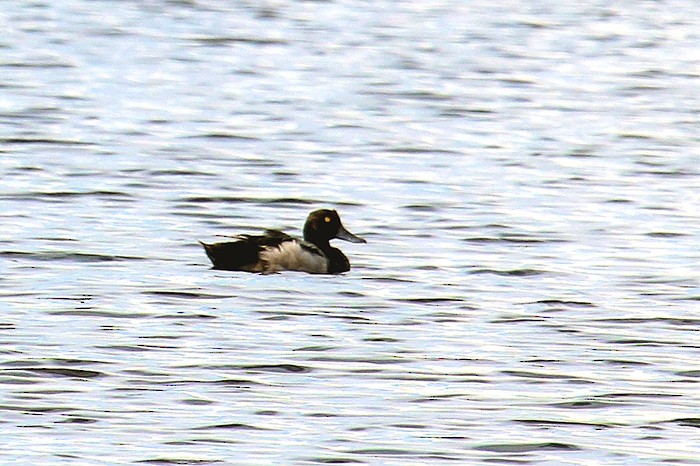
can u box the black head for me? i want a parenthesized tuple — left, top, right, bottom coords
(303, 209, 366, 246)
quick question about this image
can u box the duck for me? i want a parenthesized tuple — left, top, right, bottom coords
(200, 209, 366, 274)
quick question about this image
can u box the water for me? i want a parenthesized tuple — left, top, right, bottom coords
(1, 1, 699, 464)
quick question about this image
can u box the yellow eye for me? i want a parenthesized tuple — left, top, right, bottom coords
(324, 216, 331, 223)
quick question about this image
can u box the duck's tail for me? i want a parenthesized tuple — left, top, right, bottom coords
(198, 238, 261, 271)
(198, 241, 214, 264)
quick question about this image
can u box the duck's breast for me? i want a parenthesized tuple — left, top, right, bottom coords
(259, 240, 328, 274)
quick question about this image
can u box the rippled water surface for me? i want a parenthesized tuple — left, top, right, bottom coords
(2, 1, 700, 464)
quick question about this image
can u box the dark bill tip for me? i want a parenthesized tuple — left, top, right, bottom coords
(336, 224, 367, 243)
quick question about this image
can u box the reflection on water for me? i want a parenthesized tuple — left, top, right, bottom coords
(2, 0, 700, 464)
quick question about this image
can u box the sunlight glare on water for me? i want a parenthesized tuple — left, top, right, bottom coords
(1, 0, 699, 464)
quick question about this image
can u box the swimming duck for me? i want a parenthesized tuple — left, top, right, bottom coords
(200, 209, 366, 274)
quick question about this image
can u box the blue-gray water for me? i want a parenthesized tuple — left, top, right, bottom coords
(2, 1, 699, 464)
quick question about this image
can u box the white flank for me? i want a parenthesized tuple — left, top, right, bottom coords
(259, 241, 328, 274)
